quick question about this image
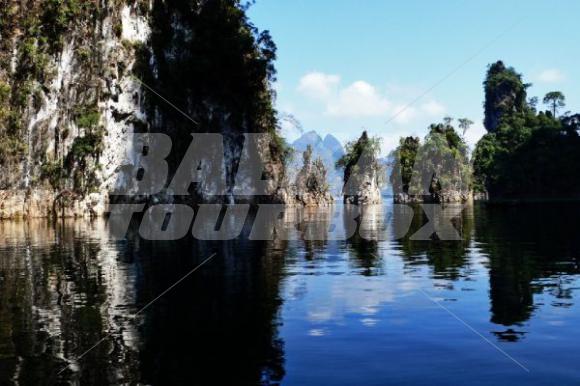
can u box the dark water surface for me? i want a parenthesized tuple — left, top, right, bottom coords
(1, 203, 580, 385)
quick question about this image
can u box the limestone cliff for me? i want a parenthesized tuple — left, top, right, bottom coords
(391, 123, 472, 204)
(483, 61, 528, 133)
(337, 131, 383, 205)
(473, 61, 580, 200)
(0, 0, 289, 219)
(292, 145, 333, 207)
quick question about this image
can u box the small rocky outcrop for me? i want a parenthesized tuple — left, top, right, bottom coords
(394, 191, 472, 204)
(337, 131, 383, 205)
(293, 145, 333, 207)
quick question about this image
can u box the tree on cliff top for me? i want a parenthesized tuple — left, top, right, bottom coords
(391, 122, 471, 199)
(390, 136, 419, 195)
(458, 118, 474, 136)
(543, 91, 566, 118)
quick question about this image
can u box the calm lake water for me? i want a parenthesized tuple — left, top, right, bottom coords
(1, 202, 580, 385)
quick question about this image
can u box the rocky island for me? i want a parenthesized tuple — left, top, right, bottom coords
(472, 61, 580, 201)
(292, 145, 333, 207)
(336, 131, 384, 205)
(390, 120, 472, 203)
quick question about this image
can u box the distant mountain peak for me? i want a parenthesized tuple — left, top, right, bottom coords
(322, 133, 344, 158)
(293, 130, 323, 151)
(290, 130, 345, 196)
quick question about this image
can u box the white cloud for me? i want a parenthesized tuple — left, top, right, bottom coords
(294, 72, 447, 139)
(279, 118, 302, 143)
(537, 68, 565, 83)
(385, 83, 424, 99)
(297, 72, 340, 99)
(463, 121, 487, 150)
(389, 104, 416, 124)
(421, 100, 446, 116)
(326, 81, 391, 117)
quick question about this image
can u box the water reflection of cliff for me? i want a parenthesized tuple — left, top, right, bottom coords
(0, 219, 288, 385)
(3, 203, 580, 382)
(344, 205, 382, 276)
(473, 203, 580, 327)
(130, 235, 287, 384)
(391, 203, 580, 334)
(392, 204, 473, 280)
(287, 205, 386, 276)
(0, 220, 141, 384)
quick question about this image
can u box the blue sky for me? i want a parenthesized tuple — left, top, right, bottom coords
(248, 0, 580, 154)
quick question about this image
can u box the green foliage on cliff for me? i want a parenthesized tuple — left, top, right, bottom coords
(59, 127, 105, 194)
(0, 81, 10, 122)
(67, 131, 104, 166)
(473, 61, 580, 199)
(336, 131, 382, 170)
(295, 145, 330, 198)
(391, 123, 471, 199)
(0, 136, 27, 165)
(390, 136, 419, 194)
(42, 0, 98, 52)
(140, 0, 288, 175)
(39, 123, 104, 192)
(0, 0, 101, 171)
(336, 131, 383, 185)
(336, 131, 381, 170)
(74, 107, 101, 129)
(270, 129, 293, 165)
(40, 159, 65, 190)
(484, 61, 529, 132)
(415, 124, 471, 196)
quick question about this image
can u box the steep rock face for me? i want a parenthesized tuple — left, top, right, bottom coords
(338, 131, 382, 205)
(293, 145, 333, 207)
(390, 136, 419, 200)
(391, 124, 472, 204)
(139, 0, 289, 204)
(483, 61, 528, 132)
(0, 0, 288, 218)
(291, 130, 344, 196)
(474, 61, 580, 200)
(0, 1, 152, 218)
(343, 172, 381, 205)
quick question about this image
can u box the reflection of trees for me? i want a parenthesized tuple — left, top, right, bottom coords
(474, 203, 580, 327)
(0, 220, 140, 384)
(0, 218, 289, 385)
(392, 204, 473, 281)
(296, 207, 332, 260)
